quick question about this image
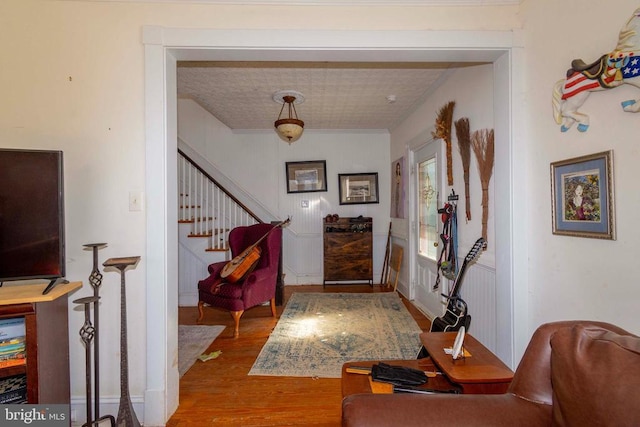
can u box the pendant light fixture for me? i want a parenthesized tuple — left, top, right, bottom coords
(273, 90, 305, 144)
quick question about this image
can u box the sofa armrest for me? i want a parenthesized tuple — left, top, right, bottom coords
(342, 393, 551, 427)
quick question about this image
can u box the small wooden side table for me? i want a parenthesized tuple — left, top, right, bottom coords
(420, 332, 514, 394)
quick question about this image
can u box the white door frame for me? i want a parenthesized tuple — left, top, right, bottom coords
(144, 26, 525, 425)
(408, 134, 447, 318)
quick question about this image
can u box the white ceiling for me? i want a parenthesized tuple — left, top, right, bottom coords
(177, 61, 485, 131)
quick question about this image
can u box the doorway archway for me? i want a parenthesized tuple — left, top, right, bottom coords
(144, 27, 523, 425)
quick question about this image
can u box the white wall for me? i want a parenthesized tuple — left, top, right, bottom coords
(391, 64, 495, 266)
(519, 0, 640, 334)
(390, 63, 497, 346)
(178, 99, 392, 284)
(3, 0, 640, 425)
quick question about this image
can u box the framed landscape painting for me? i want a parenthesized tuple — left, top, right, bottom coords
(338, 172, 379, 205)
(285, 160, 327, 193)
(550, 150, 615, 240)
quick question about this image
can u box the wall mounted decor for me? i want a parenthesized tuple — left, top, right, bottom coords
(285, 160, 327, 193)
(552, 7, 640, 132)
(471, 129, 494, 247)
(391, 157, 405, 218)
(339, 173, 379, 205)
(432, 101, 456, 185)
(551, 150, 615, 240)
(455, 117, 472, 221)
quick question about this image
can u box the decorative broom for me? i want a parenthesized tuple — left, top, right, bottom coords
(471, 128, 494, 248)
(432, 101, 456, 186)
(455, 117, 472, 222)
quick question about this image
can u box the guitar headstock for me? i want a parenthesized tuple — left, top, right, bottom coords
(274, 217, 291, 229)
(465, 237, 487, 263)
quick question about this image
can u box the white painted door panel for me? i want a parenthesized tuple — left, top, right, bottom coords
(412, 140, 447, 318)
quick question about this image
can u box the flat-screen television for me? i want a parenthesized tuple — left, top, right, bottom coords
(0, 149, 66, 289)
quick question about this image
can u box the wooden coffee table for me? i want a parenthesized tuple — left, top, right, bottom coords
(341, 359, 461, 397)
(341, 333, 513, 397)
(420, 331, 514, 394)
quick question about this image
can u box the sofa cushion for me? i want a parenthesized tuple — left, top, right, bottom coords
(550, 324, 640, 427)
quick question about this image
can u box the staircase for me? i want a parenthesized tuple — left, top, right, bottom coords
(177, 148, 261, 305)
(178, 149, 260, 250)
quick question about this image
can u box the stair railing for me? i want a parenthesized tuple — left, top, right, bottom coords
(178, 149, 260, 251)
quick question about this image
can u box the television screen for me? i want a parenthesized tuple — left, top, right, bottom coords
(0, 149, 65, 282)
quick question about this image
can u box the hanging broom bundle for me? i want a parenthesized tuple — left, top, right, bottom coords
(455, 117, 472, 222)
(432, 101, 456, 186)
(471, 128, 494, 247)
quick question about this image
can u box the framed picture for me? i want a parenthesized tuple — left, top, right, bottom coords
(338, 172, 379, 205)
(550, 150, 615, 240)
(391, 157, 405, 218)
(285, 160, 327, 193)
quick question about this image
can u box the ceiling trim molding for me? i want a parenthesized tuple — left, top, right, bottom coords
(79, 0, 522, 5)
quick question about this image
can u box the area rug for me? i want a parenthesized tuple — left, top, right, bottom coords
(249, 292, 423, 378)
(178, 324, 225, 377)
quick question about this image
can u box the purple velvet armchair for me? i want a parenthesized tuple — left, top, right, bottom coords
(197, 223, 282, 337)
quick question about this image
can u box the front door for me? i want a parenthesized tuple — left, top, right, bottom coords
(411, 139, 446, 318)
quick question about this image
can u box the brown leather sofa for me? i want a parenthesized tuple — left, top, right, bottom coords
(342, 321, 640, 427)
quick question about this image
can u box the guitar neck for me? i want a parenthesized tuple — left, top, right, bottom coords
(447, 264, 469, 300)
(445, 238, 485, 300)
(240, 218, 290, 254)
(254, 219, 288, 245)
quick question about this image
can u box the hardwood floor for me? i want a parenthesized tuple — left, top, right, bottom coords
(168, 285, 431, 426)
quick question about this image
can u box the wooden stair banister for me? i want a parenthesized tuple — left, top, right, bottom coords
(178, 148, 262, 224)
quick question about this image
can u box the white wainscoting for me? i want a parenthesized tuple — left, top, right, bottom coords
(282, 229, 389, 285)
(458, 262, 497, 352)
(178, 226, 390, 297)
(408, 257, 497, 354)
(178, 223, 226, 306)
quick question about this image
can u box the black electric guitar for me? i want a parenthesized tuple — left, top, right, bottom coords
(429, 237, 486, 333)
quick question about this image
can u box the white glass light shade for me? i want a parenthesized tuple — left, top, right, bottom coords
(273, 92, 305, 144)
(275, 118, 304, 144)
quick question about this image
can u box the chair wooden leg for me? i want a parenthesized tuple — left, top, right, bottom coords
(197, 301, 205, 323)
(230, 310, 244, 338)
(270, 298, 277, 317)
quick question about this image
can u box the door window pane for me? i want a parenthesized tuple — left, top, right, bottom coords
(418, 157, 437, 260)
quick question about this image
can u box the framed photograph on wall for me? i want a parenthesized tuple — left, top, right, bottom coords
(550, 150, 615, 240)
(285, 160, 327, 193)
(338, 172, 379, 205)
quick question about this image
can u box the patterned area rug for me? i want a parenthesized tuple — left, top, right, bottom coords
(178, 324, 225, 377)
(249, 292, 423, 378)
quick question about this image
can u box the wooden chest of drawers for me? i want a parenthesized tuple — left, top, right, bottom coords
(323, 217, 373, 285)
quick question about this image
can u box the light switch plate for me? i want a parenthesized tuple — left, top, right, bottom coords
(129, 191, 143, 211)
(301, 200, 309, 208)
